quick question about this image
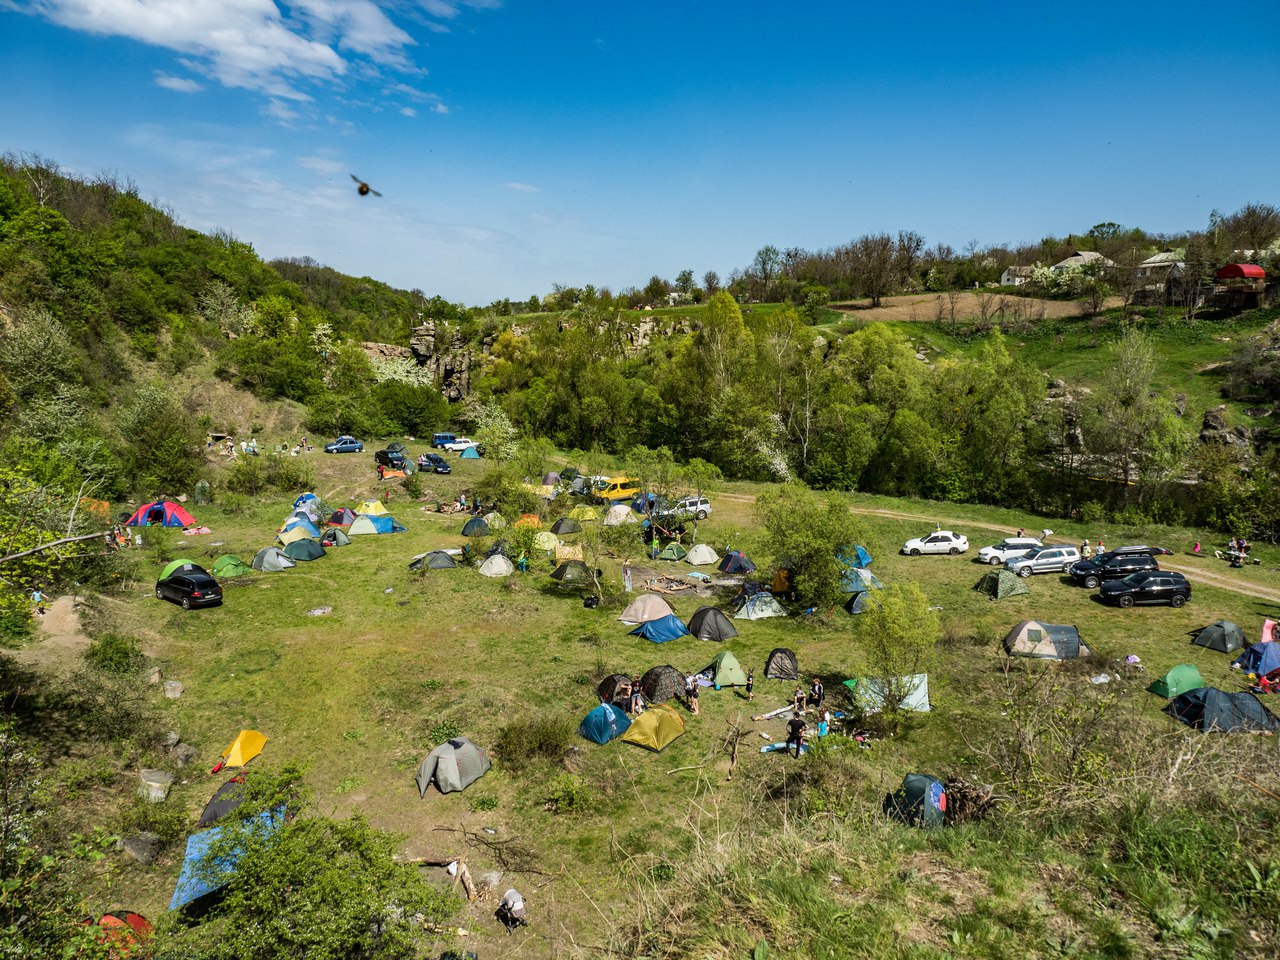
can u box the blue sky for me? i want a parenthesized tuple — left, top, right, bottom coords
(2, 1, 1278, 305)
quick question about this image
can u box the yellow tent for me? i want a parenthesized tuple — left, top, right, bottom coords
(569, 505, 600, 522)
(221, 729, 268, 767)
(514, 513, 542, 529)
(554, 543, 584, 562)
(277, 526, 310, 546)
(533, 531, 559, 551)
(357, 500, 389, 516)
(620, 704, 685, 752)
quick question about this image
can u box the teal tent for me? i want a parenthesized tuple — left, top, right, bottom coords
(460, 446, 481, 459)
(579, 703, 631, 744)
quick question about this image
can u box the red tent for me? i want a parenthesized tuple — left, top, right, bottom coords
(124, 500, 196, 527)
(1216, 263, 1266, 281)
(84, 911, 152, 955)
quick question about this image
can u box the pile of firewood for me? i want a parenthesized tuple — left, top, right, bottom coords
(943, 776, 1000, 824)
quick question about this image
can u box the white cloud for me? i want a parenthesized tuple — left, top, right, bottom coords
(401, 106, 417, 117)
(297, 153, 346, 176)
(154, 72, 202, 93)
(502, 182, 539, 194)
(263, 99, 302, 124)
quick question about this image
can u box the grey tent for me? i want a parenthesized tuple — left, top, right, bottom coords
(282, 537, 326, 562)
(688, 606, 738, 641)
(1165, 687, 1276, 733)
(1003, 620, 1091, 659)
(1192, 620, 1246, 654)
(974, 569, 1030, 600)
(764, 647, 799, 680)
(320, 527, 351, 547)
(640, 664, 685, 703)
(598, 673, 634, 707)
(416, 737, 492, 795)
(478, 554, 515, 578)
(734, 592, 787, 621)
(844, 591, 881, 615)
(197, 778, 245, 828)
(409, 550, 458, 571)
(845, 675, 931, 713)
(619, 594, 675, 625)
(251, 546, 296, 572)
(550, 517, 582, 536)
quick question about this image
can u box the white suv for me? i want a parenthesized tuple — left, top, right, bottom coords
(977, 537, 1042, 565)
(443, 437, 477, 452)
(1006, 544, 1081, 577)
(672, 496, 712, 520)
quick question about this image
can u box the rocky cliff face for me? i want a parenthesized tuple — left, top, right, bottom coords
(409, 321, 477, 402)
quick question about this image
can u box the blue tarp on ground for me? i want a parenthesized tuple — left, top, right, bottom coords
(629, 614, 690, 643)
(169, 810, 282, 911)
(1233, 642, 1280, 676)
(579, 703, 632, 744)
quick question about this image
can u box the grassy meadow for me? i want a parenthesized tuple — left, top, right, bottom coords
(47, 446, 1280, 958)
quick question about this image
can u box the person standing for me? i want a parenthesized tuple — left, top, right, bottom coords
(377, 463, 385, 481)
(1080, 539, 1091, 559)
(1097, 539, 1105, 555)
(808, 677, 824, 711)
(623, 563, 633, 593)
(31, 586, 47, 616)
(786, 711, 807, 758)
(688, 678, 700, 715)
(745, 668, 754, 702)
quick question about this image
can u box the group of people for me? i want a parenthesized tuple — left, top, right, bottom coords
(1079, 538, 1104, 559)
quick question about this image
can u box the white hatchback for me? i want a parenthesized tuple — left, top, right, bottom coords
(902, 531, 969, 555)
(977, 537, 1042, 565)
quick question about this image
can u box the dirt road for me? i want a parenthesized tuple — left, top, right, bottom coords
(13, 595, 93, 674)
(829, 291, 1124, 324)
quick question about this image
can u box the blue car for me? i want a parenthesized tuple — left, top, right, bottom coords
(324, 436, 364, 454)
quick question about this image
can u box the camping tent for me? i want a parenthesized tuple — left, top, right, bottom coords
(169, 810, 281, 911)
(579, 703, 631, 744)
(1166, 688, 1276, 733)
(282, 538, 326, 562)
(719, 551, 756, 574)
(1148, 664, 1205, 698)
(460, 445, 481, 459)
(327, 507, 359, 526)
(620, 703, 685, 752)
(479, 555, 515, 578)
(844, 675, 931, 713)
(160, 558, 203, 580)
(657, 542, 688, 562)
(603, 504, 637, 526)
(630, 614, 690, 643)
(277, 526, 311, 547)
(349, 514, 406, 536)
(597, 673, 634, 707)
(197, 777, 246, 828)
(686, 543, 719, 566)
(841, 566, 883, 593)
(734, 593, 787, 621)
(542, 471, 561, 485)
(688, 606, 738, 641)
(292, 491, 318, 510)
(554, 543, 584, 563)
(698, 650, 748, 687)
(883, 774, 946, 827)
(483, 512, 508, 530)
(483, 540, 511, 559)
(220, 730, 268, 768)
(569, 505, 600, 522)
(640, 664, 685, 702)
(974, 569, 1030, 600)
(211, 555, 253, 578)
(416, 737, 491, 795)
(550, 517, 582, 536)
(844, 591, 881, 615)
(251, 547, 295, 572)
(765, 647, 800, 680)
(550, 560, 591, 583)
(843, 544, 874, 568)
(1003, 620, 1091, 659)
(462, 517, 490, 538)
(1234, 642, 1280, 677)
(86, 911, 152, 950)
(357, 500, 389, 516)
(1192, 620, 1246, 653)
(279, 515, 321, 538)
(410, 551, 458, 571)
(533, 531, 559, 551)
(619, 594, 675, 624)
(514, 513, 542, 529)
(320, 527, 351, 547)
(125, 500, 196, 527)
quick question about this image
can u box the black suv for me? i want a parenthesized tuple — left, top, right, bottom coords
(156, 569, 223, 609)
(1099, 571, 1191, 608)
(418, 452, 451, 474)
(374, 446, 409, 469)
(1069, 552, 1158, 588)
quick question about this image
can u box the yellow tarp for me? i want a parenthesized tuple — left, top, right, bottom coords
(221, 729, 268, 767)
(620, 703, 685, 752)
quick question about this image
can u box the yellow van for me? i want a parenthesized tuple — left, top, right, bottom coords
(599, 477, 640, 501)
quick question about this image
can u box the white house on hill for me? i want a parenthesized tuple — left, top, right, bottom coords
(1000, 266, 1034, 287)
(1050, 251, 1114, 273)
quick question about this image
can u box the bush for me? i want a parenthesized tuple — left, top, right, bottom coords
(401, 473, 423, 499)
(225, 454, 315, 495)
(83, 633, 145, 674)
(544, 774, 595, 815)
(119, 793, 188, 844)
(494, 713, 576, 772)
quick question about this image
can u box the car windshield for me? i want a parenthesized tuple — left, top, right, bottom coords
(1023, 546, 1048, 558)
(1120, 573, 1149, 585)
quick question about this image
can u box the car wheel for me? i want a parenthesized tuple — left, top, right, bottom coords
(1171, 594, 1186, 608)
(1117, 595, 1134, 608)
(909, 548, 921, 556)
(155, 586, 164, 599)
(989, 556, 1002, 565)
(696, 510, 708, 520)
(181, 597, 192, 610)
(1084, 576, 1100, 589)
(1017, 567, 1031, 578)
(949, 547, 960, 555)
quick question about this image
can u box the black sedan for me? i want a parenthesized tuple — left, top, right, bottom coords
(156, 571, 223, 609)
(417, 452, 452, 474)
(1098, 571, 1191, 608)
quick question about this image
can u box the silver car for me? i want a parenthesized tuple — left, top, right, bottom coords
(977, 537, 1042, 565)
(1006, 544, 1081, 577)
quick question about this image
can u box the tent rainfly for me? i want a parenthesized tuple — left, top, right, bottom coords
(125, 500, 196, 527)
(160, 558, 203, 580)
(687, 606, 737, 641)
(462, 517, 490, 538)
(1003, 620, 1090, 659)
(282, 538, 326, 561)
(1234, 642, 1280, 677)
(765, 647, 799, 680)
(1148, 664, 1205, 699)
(550, 517, 582, 535)
(550, 560, 591, 582)
(685, 543, 719, 566)
(1166, 688, 1276, 733)
(251, 547, 295, 572)
(211, 555, 253, 577)
(630, 614, 689, 643)
(719, 551, 756, 574)
(479, 554, 515, 578)
(320, 527, 351, 547)
(974, 568, 1029, 600)
(410, 551, 458, 571)
(844, 675, 931, 713)
(1191, 620, 1245, 653)
(657, 542, 688, 562)
(603, 504, 637, 526)
(883, 774, 946, 827)
(597, 673, 634, 707)
(578, 703, 631, 744)
(416, 737, 491, 795)
(356, 500, 389, 516)
(620, 703, 685, 752)
(619, 594, 675, 625)
(698, 650, 748, 687)
(734, 592, 787, 620)
(639, 664, 685, 702)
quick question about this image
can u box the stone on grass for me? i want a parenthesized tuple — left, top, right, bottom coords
(163, 680, 184, 699)
(138, 769, 174, 803)
(170, 743, 199, 768)
(123, 832, 160, 866)
(147, 667, 163, 685)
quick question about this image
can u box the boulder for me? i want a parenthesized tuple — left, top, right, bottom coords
(138, 769, 174, 803)
(169, 743, 200, 768)
(122, 832, 161, 866)
(163, 680, 184, 699)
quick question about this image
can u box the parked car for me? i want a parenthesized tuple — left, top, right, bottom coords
(1069, 553, 1158, 589)
(431, 432, 458, 448)
(324, 436, 363, 454)
(1099, 571, 1191, 607)
(418, 452, 452, 474)
(1005, 544, 1082, 577)
(374, 447, 409, 468)
(443, 437, 477, 452)
(598, 477, 641, 502)
(901, 531, 969, 555)
(1098, 544, 1173, 558)
(977, 537, 1042, 565)
(156, 569, 223, 609)
(672, 496, 712, 520)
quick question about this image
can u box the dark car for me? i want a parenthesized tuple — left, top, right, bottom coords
(156, 570, 223, 609)
(431, 432, 458, 448)
(418, 452, 451, 474)
(324, 435, 364, 454)
(1069, 553, 1158, 588)
(1099, 571, 1191, 608)
(374, 447, 409, 469)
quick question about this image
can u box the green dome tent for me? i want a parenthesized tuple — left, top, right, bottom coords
(160, 558, 203, 580)
(1191, 620, 1245, 654)
(409, 551, 458, 571)
(697, 650, 748, 687)
(1148, 663, 1205, 699)
(974, 568, 1029, 600)
(282, 538, 326, 562)
(550, 560, 591, 582)
(550, 517, 581, 536)
(210, 555, 253, 578)
(657, 542, 688, 562)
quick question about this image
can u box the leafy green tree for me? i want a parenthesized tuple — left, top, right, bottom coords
(114, 381, 204, 493)
(0, 307, 79, 402)
(472, 400, 519, 461)
(855, 583, 939, 721)
(755, 484, 868, 610)
(694, 291, 753, 392)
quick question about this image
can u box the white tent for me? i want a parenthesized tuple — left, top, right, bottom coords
(484, 512, 508, 530)
(734, 592, 787, 621)
(478, 554, 515, 578)
(686, 543, 719, 566)
(603, 504, 637, 526)
(847, 674, 931, 713)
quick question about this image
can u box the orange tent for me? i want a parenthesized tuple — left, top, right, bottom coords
(514, 513, 542, 529)
(78, 497, 112, 523)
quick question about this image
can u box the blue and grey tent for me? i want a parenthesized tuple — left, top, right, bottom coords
(718, 551, 756, 574)
(841, 566, 883, 593)
(630, 614, 690, 643)
(579, 703, 631, 744)
(1233, 642, 1280, 677)
(462, 516, 490, 537)
(1165, 687, 1276, 733)
(169, 810, 282, 911)
(280, 515, 321, 537)
(883, 774, 946, 827)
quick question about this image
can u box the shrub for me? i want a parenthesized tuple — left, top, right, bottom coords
(544, 774, 595, 815)
(83, 633, 145, 674)
(401, 473, 423, 499)
(119, 793, 188, 844)
(225, 453, 315, 495)
(467, 794, 499, 813)
(428, 719, 461, 743)
(494, 713, 576, 772)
